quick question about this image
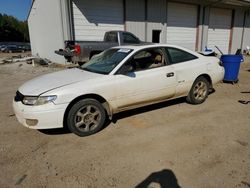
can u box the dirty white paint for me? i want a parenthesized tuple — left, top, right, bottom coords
(13, 44, 224, 130)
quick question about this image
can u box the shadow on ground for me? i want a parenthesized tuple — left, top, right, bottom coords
(135, 169, 181, 188)
(38, 127, 71, 135)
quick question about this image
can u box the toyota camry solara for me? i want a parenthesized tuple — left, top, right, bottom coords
(13, 44, 224, 136)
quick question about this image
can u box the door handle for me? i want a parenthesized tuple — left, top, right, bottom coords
(166, 72, 174, 77)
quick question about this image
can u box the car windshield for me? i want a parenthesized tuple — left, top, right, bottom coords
(80, 48, 133, 74)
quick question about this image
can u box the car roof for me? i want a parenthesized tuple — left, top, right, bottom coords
(112, 44, 202, 57)
(113, 44, 184, 50)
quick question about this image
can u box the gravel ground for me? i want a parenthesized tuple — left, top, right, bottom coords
(0, 53, 249, 188)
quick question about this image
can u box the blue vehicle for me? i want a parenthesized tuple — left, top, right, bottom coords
(2, 45, 24, 53)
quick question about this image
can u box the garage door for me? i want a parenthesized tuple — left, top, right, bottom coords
(207, 8, 232, 54)
(72, 0, 124, 41)
(167, 2, 198, 51)
(125, 0, 146, 41)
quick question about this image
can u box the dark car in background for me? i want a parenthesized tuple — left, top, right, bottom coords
(20, 45, 31, 52)
(0, 44, 31, 53)
(0, 45, 7, 52)
(2, 45, 24, 53)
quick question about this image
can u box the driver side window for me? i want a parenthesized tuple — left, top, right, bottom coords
(123, 48, 166, 72)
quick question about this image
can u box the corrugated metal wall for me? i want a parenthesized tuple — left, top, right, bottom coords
(166, 2, 198, 50)
(146, 0, 167, 43)
(242, 12, 250, 49)
(28, 0, 250, 64)
(125, 0, 146, 41)
(231, 10, 245, 53)
(72, 0, 124, 41)
(125, 1, 249, 52)
(207, 8, 232, 54)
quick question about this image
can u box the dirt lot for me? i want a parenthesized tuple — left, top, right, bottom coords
(0, 52, 250, 188)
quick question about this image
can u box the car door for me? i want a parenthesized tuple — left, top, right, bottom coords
(165, 47, 201, 97)
(113, 47, 177, 110)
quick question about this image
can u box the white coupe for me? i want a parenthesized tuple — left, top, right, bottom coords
(13, 44, 224, 136)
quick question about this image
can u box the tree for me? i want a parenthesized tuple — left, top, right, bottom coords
(0, 13, 30, 42)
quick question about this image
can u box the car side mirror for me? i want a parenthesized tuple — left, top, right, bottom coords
(119, 64, 134, 75)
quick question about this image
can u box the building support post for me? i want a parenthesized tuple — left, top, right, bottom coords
(201, 6, 210, 51)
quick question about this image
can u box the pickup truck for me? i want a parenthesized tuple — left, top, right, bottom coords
(55, 31, 145, 64)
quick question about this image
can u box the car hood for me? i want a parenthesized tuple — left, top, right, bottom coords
(19, 68, 102, 96)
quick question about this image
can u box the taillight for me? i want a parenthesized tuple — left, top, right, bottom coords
(74, 45, 81, 55)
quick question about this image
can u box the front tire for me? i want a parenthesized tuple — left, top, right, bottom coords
(186, 77, 209, 104)
(67, 99, 106, 137)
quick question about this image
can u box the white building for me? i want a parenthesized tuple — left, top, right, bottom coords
(28, 0, 250, 63)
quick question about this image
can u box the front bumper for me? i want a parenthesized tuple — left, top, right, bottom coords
(13, 100, 68, 129)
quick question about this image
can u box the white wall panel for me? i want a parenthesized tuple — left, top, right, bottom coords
(147, 0, 167, 43)
(125, 0, 146, 41)
(167, 2, 198, 50)
(242, 13, 250, 50)
(28, 0, 65, 63)
(231, 10, 244, 53)
(207, 8, 232, 54)
(72, 0, 124, 41)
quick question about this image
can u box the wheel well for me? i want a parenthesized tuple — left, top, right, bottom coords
(63, 94, 111, 128)
(197, 74, 212, 88)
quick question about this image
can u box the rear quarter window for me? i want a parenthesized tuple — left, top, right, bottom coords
(166, 47, 198, 64)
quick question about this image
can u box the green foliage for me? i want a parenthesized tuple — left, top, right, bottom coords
(0, 13, 30, 42)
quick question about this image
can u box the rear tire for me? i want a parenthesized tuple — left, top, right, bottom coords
(67, 99, 106, 137)
(186, 77, 209, 104)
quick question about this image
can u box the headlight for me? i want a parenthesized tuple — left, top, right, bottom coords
(22, 96, 57, 106)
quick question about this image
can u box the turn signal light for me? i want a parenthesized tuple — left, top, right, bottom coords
(74, 45, 81, 55)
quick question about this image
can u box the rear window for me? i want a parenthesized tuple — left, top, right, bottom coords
(123, 33, 139, 43)
(105, 32, 118, 42)
(166, 47, 198, 64)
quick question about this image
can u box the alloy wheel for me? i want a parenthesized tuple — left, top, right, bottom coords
(74, 105, 101, 132)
